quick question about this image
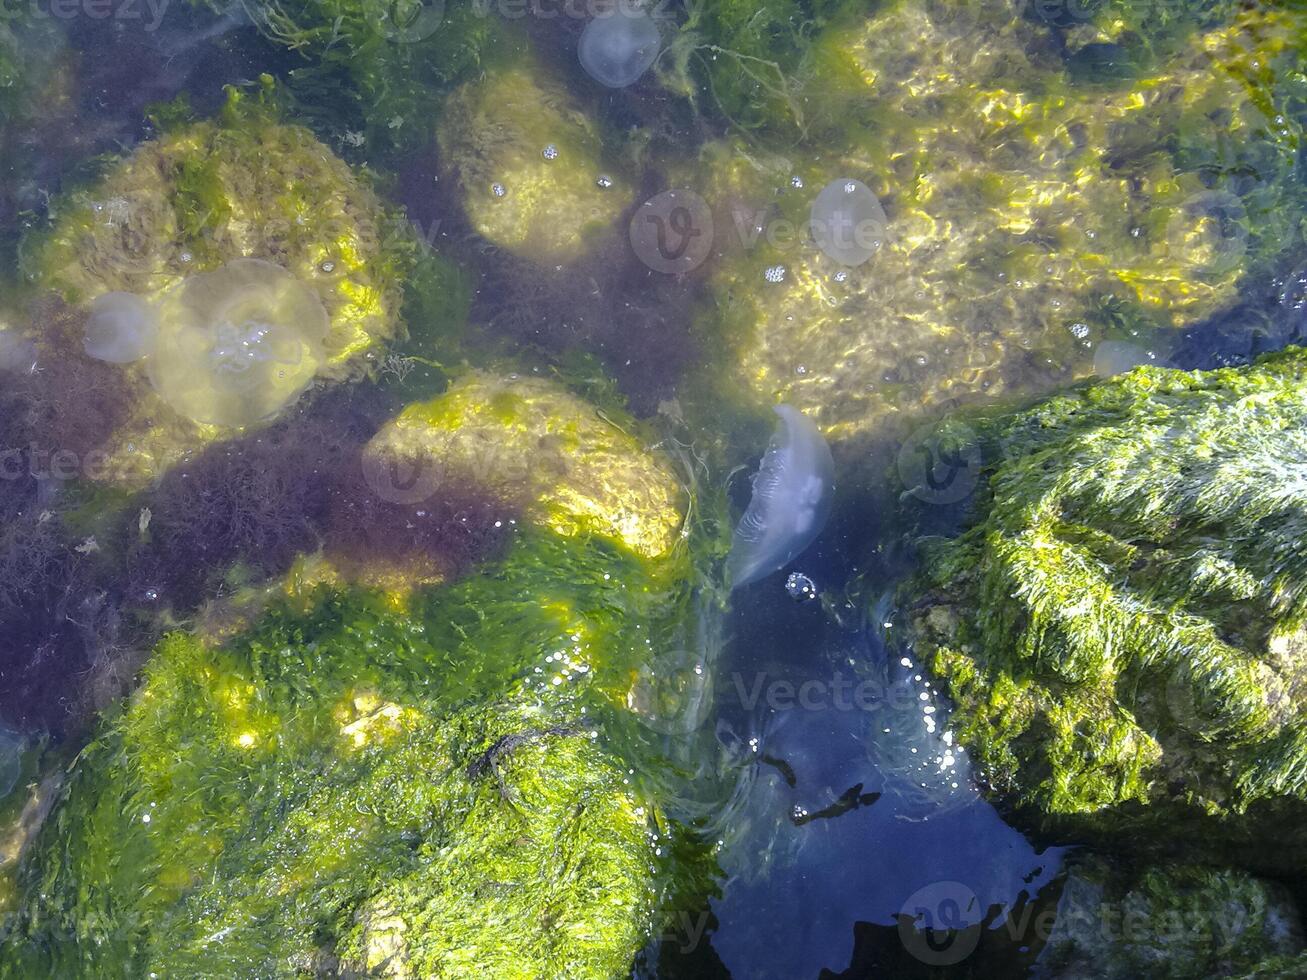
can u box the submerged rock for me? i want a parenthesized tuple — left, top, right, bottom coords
(902, 347, 1307, 872)
(30, 99, 410, 483)
(363, 372, 685, 560)
(698, 0, 1306, 448)
(1036, 854, 1303, 979)
(0, 391, 706, 975)
(437, 66, 630, 265)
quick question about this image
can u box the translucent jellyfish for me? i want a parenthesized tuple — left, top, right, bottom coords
(0, 726, 23, 800)
(810, 178, 889, 266)
(578, 7, 662, 88)
(0, 330, 35, 373)
(728, 405, 835, 589)
(863, 649, 979, 819)
(148, 259, 328, 428)
(83, 291, 159, 363)
(1093, 340, 1169, 378)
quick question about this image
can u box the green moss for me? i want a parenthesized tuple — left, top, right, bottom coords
(0, 526, 707, 977)
(690, 0, 1307, 461)
(906, 346, 1307, 870)
(225, 0, 503, 153)
(1038, 853, 1304, 978)
(658, 0, 864, 137)
(435, 62, 631, 264)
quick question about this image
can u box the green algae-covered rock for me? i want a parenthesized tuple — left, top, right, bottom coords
(0, 527, 693, 978)
(437, 65, 631, 265)
(27, 95, 413, 486)
(35, 103, 407, 363)
(904, 346, 1307, 871)
(1037, 854, 1303, 979)
(0, 366, 712, 977)
(365, 372, 686, 561)
(696, 0, 1306, 448)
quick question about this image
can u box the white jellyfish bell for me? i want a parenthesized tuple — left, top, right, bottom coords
(810, 178, 889, 267)
(578, 6, 662, 88)
(147, 258, 329, 428)
(83, 291, 160, 364)
(0, 726, 23, 801)
(1093, 340, 1170, 378)
(728, 405, 835, 589)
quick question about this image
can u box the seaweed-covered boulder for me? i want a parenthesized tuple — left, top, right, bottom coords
(25, 95, 411, 483)
(0, 523, 698, 978)
(363, 372, 685, 560)
(1037, 854, 1303, 979)
(0, 365, 708, 976)
(903, 346, 1307, 872)
(437, 66, 631, 265)
(698, 0, 1306, 446)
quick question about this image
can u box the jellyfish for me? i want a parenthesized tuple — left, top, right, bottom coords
(0, 329, 35, 373)
(728, 405, 835, 589)
(810, 178, 889, 267)
(862, 652, 979, 819)
(147, 259, 328, 428)
(1093, 340, 1169, 378)
(578, 7, 662, 88)
(83, 291, 159, 363)
(0, 726, 23, 800)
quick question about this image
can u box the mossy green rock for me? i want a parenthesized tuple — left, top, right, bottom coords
(1037, 854, 1303, 978)
(0, 525, 689, 978)
(437, 65, 631, 265)
(906, 346, 1307, 871)
(696, 0, 1306, 448)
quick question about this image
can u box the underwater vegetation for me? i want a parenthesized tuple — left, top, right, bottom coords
(902, 345, 1307, 873)
(437, 63, 631, 265)
(0, 356, 718, 976)
(1037, 853, 1304, 978)
(26, 95, 411, 482)
(215, 0, 500, 152)
(694, 0, 1307, 455)
(728, 404, 834, 588)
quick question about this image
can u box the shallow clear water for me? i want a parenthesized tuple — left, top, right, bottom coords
(1, 0, 1306, 976)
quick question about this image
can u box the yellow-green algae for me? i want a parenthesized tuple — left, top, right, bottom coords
(903, 346, 1307, 871)
(365, 372, 686, 560)
(27, 92, 413, 485)
(437, 65, 632, 265)
(0, 366, 718, 976)
(0, 524, 708, 978)
(1038, 853, 1304, 978)
(695, 0, 1306, 446)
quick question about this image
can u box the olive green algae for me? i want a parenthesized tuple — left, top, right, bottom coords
(904, 346, 1307, 870)
(1038, 853, 1304, 979)
(0, 367, 716, 977)
(0, 526, 702, 978)
(692, 0, 1307, 449)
